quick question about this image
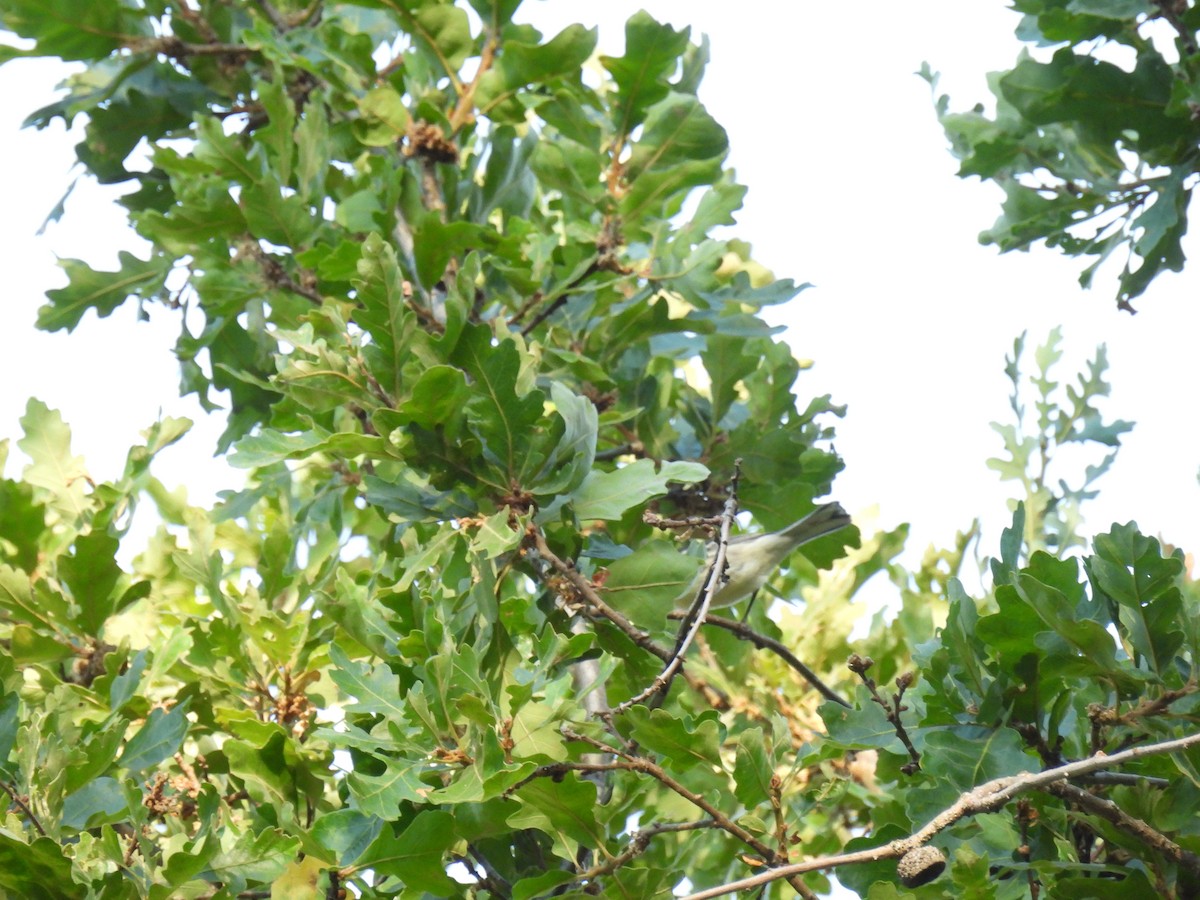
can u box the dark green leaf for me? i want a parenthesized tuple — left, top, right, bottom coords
(40, 252, 172, 332)
(120, 700, 190, 772)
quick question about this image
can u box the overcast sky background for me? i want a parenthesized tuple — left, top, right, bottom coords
(2, 1, 1198, 585)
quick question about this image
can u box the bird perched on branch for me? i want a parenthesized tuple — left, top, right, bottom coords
(683, 502, 853, 610)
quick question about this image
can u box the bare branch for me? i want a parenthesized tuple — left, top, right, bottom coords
(848, 654, 920, 772)
(529, 528, 674, 664)
(668, 610, 850, 708)
(678, 730, 1200, 900)
(579, 819, 720, 881)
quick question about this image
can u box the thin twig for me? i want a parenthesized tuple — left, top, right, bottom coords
(667, 611, 850, 708)
(251, 0, 290, 30)
(678, 730, 1200, 900)
(129, 36, 258, 59)
(171, 0, 221, 42)
(1152, 0, 1199, 56)
(519, 261, 601, 336)
(0, 781, 47, 837)
(449, 31, 498, 131)
(596, 443, 642, 462)
(508, 751, 817, 899)
(579, 820, 720, 880)
(848, 655, 920, 772)
(530, 529, 673, 664)
(464, 844, 513, 895)
(645, 511, 723, 531)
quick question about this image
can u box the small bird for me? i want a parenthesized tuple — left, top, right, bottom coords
(683, 502, 852, 609)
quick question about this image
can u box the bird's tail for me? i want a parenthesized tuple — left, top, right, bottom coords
(779, 502, 853, 545)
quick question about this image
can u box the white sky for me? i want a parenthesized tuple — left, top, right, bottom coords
(2, 0, 1198, 575)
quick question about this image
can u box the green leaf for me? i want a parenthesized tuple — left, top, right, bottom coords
(396, 365, 470, 430)
(532, 382, 597, 496)
(0, 565, 63, 631)
(0, 0, 146, 61)
(465, 0, 523, 27)
(108, 648, 149, 711)
(625, 707, 724, 773)
(451, 326, 546, 481)
(202, 827, 301, 894)
(701, 333, 760, 426)
(356, 85, 410, 146)
(225, 730, 300, 808)
(625, 93, 727, 181)
(1000, 48, 1173, 147)
(476, 25, 598, 117)
(39, 251, 172, 332)
(229, 428, 389, 468)
(0, 692, 19, 779)
(310, 809, 382, 866)
(603, 539, 701, 620)
(508, 774, 604, 849)
(327, 644, 407, 719)
(355, 233, 419, 398)
(571, 459, 709, 521)
(60, 777, 128, 830)
(1087, 523, 1185, 672)
(0, 833, 81, 899)
(601, 11, 691, 136)
(58, 530, 123, 634)
(346, 763, 431, 816)
(18, 399, 90, 520)
(732, 727, 773, 808)
(362, 472, 476, 523)
(1066, 0, 1153, 16)
(241, 179, 319, 249)
(470, 508, 524, 558)
(357, 810, 458, 893)
(414, 3, 474, 72)
(0, 478, 44, 572)
(119, 700, 191, 772)
(823, 691, 904, 751)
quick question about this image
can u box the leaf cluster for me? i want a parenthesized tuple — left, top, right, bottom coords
(926, 0, 1200, 310)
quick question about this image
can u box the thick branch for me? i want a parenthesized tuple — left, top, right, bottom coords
(679, 730, 1200, 900)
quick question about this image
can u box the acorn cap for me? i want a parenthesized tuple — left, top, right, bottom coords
(896, 845, 946, 888)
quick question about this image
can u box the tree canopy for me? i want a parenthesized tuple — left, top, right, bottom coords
(1, 2, 1199, 899)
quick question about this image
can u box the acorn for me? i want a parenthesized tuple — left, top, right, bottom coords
(896, 845, 947, 888)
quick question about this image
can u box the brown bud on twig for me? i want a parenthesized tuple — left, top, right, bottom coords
(847, 654, 874, 675)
